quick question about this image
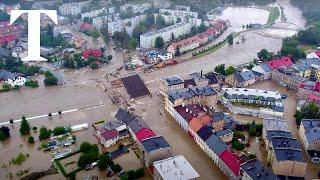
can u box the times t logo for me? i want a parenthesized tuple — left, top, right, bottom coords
(10, 10, 58, 62)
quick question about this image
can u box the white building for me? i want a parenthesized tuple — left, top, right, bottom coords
(120, 3, 151, 14)
(108, 15, 146, 35)
(58, 1, 90, 16)
(159, 9, 198, 19)
(153, 155, 200, 180)
(158, 51, 173, 61)
(306, 51, 320, 59)
(81, 8, 107, 20)
(140, 22, 192, 48)
(0, 70, 26, 87)
(92, 15, 114, 29)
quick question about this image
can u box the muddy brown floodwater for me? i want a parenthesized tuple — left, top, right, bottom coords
(0, 1, 311, 179)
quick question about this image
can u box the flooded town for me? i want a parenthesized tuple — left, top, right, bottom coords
(0, 0, 320, 180)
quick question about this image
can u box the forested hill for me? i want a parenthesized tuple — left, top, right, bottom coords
(291, 0, 320, 24)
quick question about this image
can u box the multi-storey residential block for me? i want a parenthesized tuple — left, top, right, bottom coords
(263, 120, 307, 177)
(81, 8, 107, 20)
(299, 119, 320, 150)
(140, 22, 192, 48)
(108, 15, 146, 35)
(271, 68, 307, 90)
(295, 58, 320, 81)
(59, 1, 90, 16)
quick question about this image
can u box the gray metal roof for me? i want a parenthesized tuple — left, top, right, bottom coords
(103, 120, 125, 131)
(163, 76, 184, 86)
(240, 70, 255, 81)
(205, 134, 227, 156)
(241, 159, 279, 180)
(0, 70, 20, 80)
(296, 58, 320, 71)
(266, 130, 292, 141)
(115, 108, 134, 125)
(127, 116, 149, 134)
(273, 148, 305, 162)
(215, 129, 233, 137)
(301, 119, 320, 144)
(141, 136, 171, 153)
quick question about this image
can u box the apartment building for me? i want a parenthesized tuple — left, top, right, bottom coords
(299, 119, 320, 150)
(264, 125, 307, 177)
(59, 1, 90, 16)
(108, 15, 146, 35)
(295, 58, 320, 81)
(159, 9, 198, 19)
(140, 22, 192, 48)
(271, 68, 307, 90)
(120, 3, 151, 14)
(159, 76, 184, 95)
(81, 8, 107, 20)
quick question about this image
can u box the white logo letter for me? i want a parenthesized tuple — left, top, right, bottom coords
(10, 10, 58, 62)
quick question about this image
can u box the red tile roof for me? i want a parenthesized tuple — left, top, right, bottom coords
(189, 119, 204, 133)
(80, 23, 94, 31)
(0, 21, 22, 43)
(136, 128, 156, 142)
(169, 35, 200, 50)
(174, 105, 208, 123)
(265, 57, 293, 69)
(100, 129, 119, 140)
(83, 49, 102, 59)
(307, 94, 320, 103)
(219, 149, 242, 176)
(314, 82, 320, 92)
(315, 51, 320, 58)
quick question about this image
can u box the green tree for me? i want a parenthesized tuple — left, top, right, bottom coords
(132, 23, 147, 41)
(19, 116, 30, 136)
(145, 14, 155, 29)
(294, 102, 320, 126)
(98, 154, 112, 170)
(198, 23, 207, 33)
(134, 168, 145, 178)
(0, 126, 10, 141)
(190, 26, 198, 36)
(156, 15, 166, 29)
(214, 64, 226, 75)
(80, 142, 93, 153)
(44, 71, 58, 86)
(155, 37, 164, 49)
(225, 66, 236, 76)
(28, 136, 34, 144)
(257, 49, 274, 61)
(227, 34, 234, 45)
(39, 126, 51, 140)
(53, 126, 66, 136)
(129, 39, 138, 49)
(111, 164, 122, 173)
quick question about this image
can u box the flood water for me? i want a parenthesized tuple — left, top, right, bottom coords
(217, 7, 270, 32)
(0, 1, 311, 179)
